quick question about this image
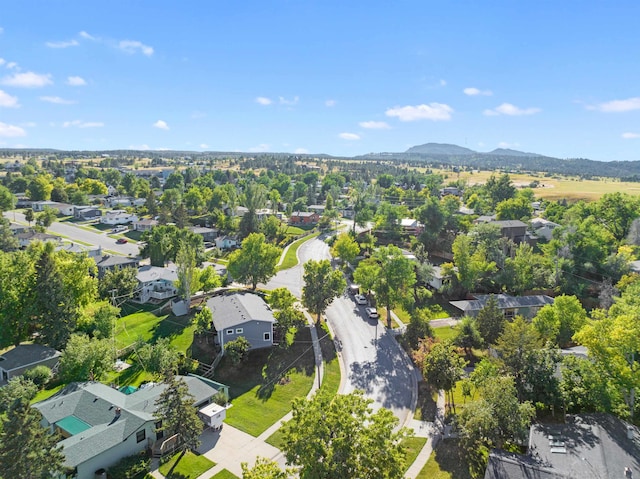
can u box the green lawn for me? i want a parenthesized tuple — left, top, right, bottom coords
(158, 451, 215, 479)
(417, 439, 473, 479)
(31, 384, 64, 404)
(403, 436, 428, 473)
(277, 232, 320, 271)
(211, 470, 239, 479)
(213, 328, 316, 437)
(114, 311, 196, 352)
(432, 325, 459, 342)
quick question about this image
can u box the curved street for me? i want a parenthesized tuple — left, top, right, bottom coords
(265, 235, 416, 425)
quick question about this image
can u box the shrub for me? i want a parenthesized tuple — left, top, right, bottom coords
(23, 365, 52, 388)
(107, 451, 150, 479)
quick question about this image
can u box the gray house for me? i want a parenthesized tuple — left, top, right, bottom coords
(450, 293, 554, 319)
(207, 292, 276, 353)
(93, 254, 140, 279)
(0, 344, 61, 383)
(33, 376, 220, 479)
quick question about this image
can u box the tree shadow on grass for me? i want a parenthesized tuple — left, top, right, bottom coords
(432, 439, 474, 479)
(150, 313, 191, 344)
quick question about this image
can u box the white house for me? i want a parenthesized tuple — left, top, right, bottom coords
(215, 235, 239, 250)
(134, 265, 178, 303)
(101, 210, 139, 225)
(33, 376, 220, 479)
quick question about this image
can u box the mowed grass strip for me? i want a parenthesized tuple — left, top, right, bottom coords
(211, 470, 239, 479)
(277, 232, 320, 271)
(417, 439, 473, 479)
(402, 436, 428, 473)
(158, 451, 215, 479)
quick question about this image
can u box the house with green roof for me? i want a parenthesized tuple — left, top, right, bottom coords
(33, 375, 219, 479)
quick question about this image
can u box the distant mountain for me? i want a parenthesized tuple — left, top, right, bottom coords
(405, 143, 476, 156)
(487, 148, 543, 158)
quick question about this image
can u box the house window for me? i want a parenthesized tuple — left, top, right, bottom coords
(504, 309, 515, 319)
(236, 328, 243, 334)
(226, 329, 234, 335)
(136, 429, 146, 443)
(264, 332, 271, 341)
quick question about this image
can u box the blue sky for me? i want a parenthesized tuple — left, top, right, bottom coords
(1, 1, 640, 161)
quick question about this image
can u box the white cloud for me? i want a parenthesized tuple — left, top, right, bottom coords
(440, 79, 447, 86)
(0, 122, 27, 137)
(62, 120, 104, 128)
(294, 148, 309, 154)
(359, 120, 391, 130)
(79, 31, 95, 40)
(484, 103, 540, 116)
(129, 144, 150, 150)
(0, 90, 20, 108)
(40, 96, 76, 105)
(119, 40, 154, 56)
(622, 132, 640, 139)
(200, 143, 209, 149)
(153, 120, 169, 130)
(66, 76, 86, 86)
(339, 132, 360, 140)
(279, 96, 299, 106)
(0, 58, 4, 66)
(1, 71, 53, 88)
(464, 87, 493, 96)
(21, 122, 37, 127)
(385, 103, 453, 122)
(248, 143, 270, 152)
(46, 39, 79, 48)
(0, 27, 3, 34)
(6, 62, 18, 70)
(256, 97, 273, 106)
(498, 141, 520, 148)
(589, 97, 640, 113)
(325, 99, 336, 107)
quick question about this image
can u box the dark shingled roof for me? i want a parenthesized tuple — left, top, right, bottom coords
(450, 294, 554, 313)
(207, 292, 276, 331)
(0, 344, 61, 371)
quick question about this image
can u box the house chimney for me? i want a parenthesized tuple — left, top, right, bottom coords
(627, 425, 635, 440)
(115, 407, 121, 417)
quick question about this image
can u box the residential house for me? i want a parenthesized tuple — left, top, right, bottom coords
(450, 293, 554, 319)
(101, 210, 139, 225)
(308, 205, 326, 215)
(73, 206, 102, 221)
(133, 218, 158, 232)
(33, 376, 220, 479)
(188, 226, 218, 242)
(400, 218, 424, 235)
(340, 205, 355, 219)
(93, 255, 140, 279)
(214, 235, 238, 250)
(0, 344, 61, 383)
(207, 292, 276, 352)
(484, 414, 640, 479)
(134, 264, 178, 303)
(9, 222, 30, 235)
(16, 231, 62, 248)
(475, 217, 533, 245)
(32, 200, 61, 212)
(15, 195, 32, 208)
(57, 243, 102, 260)
(255, 208, 278, 221)
(439, 186, 462, 198)
(32, 200, 75, 216)
(104, 196, 146, 208)
(530, 217, 560, 241)
(289, 211, 319, 225)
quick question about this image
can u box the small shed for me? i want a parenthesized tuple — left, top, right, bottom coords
(198, 402, 226, 430)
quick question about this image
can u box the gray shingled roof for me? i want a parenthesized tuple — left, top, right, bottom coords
(94, 255, 139, 269)
(450, 294, 554, 313)
(136, 265, 178, 283)
(207, 292, 276, 331)
(492, 220, 528, 228)
(0, 344, 60, 371)
(484, 450, 568, 479)
(33, 376, 218, 468)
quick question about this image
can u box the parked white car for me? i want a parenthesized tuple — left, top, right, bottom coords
(365, 307, 379, 319)
(354, 294, 367, 305)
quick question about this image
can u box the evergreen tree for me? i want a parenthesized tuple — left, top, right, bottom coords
(154, 375, 202, 451)
(0, 397, 65, 479)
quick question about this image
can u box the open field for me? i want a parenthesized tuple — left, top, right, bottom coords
(431, 168, 640, 202)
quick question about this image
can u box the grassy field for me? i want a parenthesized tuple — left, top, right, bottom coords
(432, 325, 459, 342)
(31, 384, 64, 403)
(403, 436, 428, 473)
(277, 232, 320, 271)
(114, 311, 196, 352)
(158, 451, 214, 479)
(213, 328, 316, 437)
(433, 168, 640, 202)
(417, 439, 473, 479)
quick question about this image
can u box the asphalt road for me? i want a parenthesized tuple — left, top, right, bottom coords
(5, 211, 140, 256)
(265, 235, 416, 425)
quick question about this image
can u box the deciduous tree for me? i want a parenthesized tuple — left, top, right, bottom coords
(302, 259, 346, 324)
(330, 232, 360, 266)
(58, 333, 113, 382)
(228, 233, 281, 290)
